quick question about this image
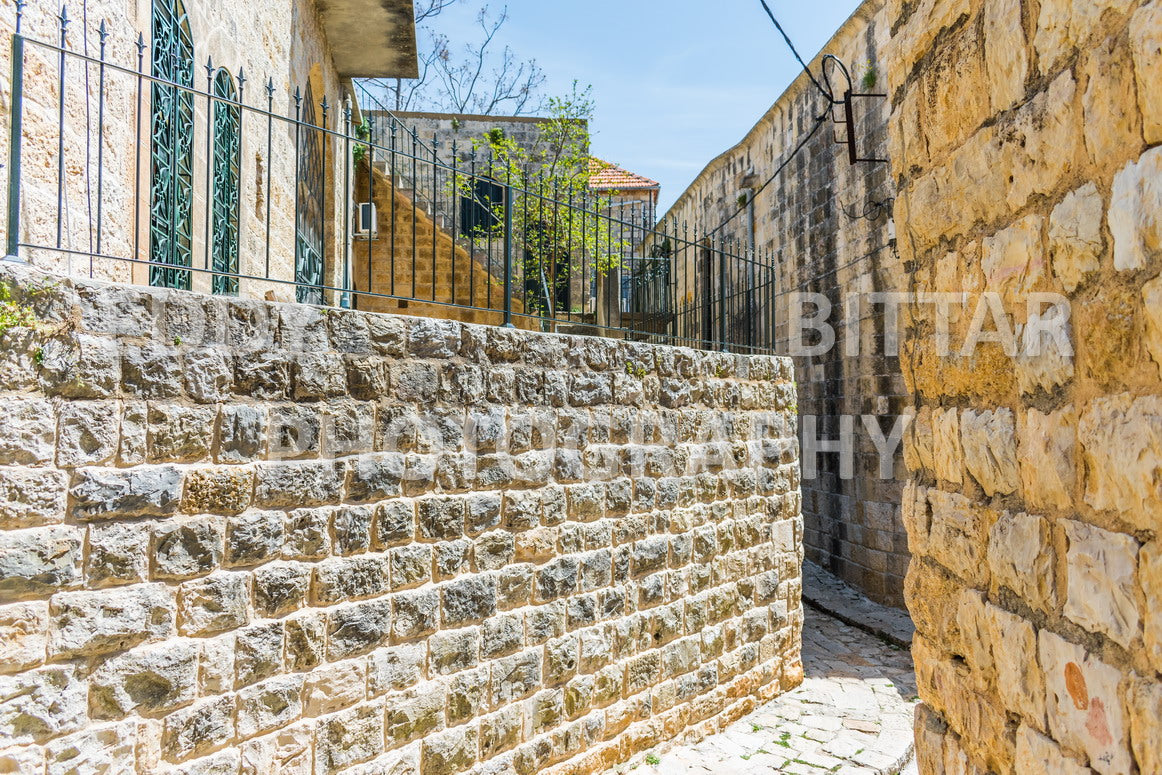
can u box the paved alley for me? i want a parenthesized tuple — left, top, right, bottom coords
(619, 604, 918, 775)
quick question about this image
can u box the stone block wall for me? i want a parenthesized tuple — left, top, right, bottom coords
(0, 262, 804, 774)
(661, 0, 910, 608)
(888, 0, 1162, 771)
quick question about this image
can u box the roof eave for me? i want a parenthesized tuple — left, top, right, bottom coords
(317, 0, 420, 79)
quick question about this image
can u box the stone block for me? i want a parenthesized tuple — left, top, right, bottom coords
(234, 622, 284, 688)
(233, 353, 289, 399)
(926, 490, 989, 586)
(447, 667, 488, 724)
(282, 508, 332, 560)
(121, 344, 182, 399)
(959, 408, 1019, 496)
(986, 604, 1046, 727)
(225, 511, 284, 567)
(420, 724, 476, 775)
(267, 405, 320, 460)
(433, 539, 472, 580)
(368, 641, 425, 694)
(332, 506, 374, 555)
(293, 352, 347, 400)
(253, 562, 311, 618)
(0, 525, 83, 599)
(178, 572, 250, 636)
(1079, 393, 1162, 532)
(49, 584, 174, 657)
(311, 556, 390, 604)
(315, 703, 384, 774)
(1144, 275, 1162, 380)
(987, 511, 1056, 611)
(301, 659, 365, 717)
(983, 0, 1027, 113)
(1039, 630, 1130, 775)
(152, 516, 225, 580)
(183, 467, 254, 516)
(44, 719, 138, 775)
(217, 405, 268, 463)
(37, 333, 120, 399)
(71, 465, 183, 520)
(0, 665, 86, 745)
(147, 404, 217, 463)
(327, 600, 391, 660)
(0, 467, 67, 528)
(1109, 146, 1162, 272)
(284, 612, 326, 672)
(254, 461, 345, 509)
(1128, 677, 1162, 775)
(0, 601, 47, 672)
(430, 628, 478, 675)
(1130, 2, 1162, 144)
(163, 695, 235, 761)
(1018, 407, 1075, 511)
(1015, 724, 1091, 775)
(1081, 33, 1143, 170)
(389, 545, 431, 591)
(1142, 540, 1162, 674)
(236, 674, 303, 739)
(56, 401, 120, 468)
(932, 408, 963, 486)
(1062, 520, 1140, 649)
(183, 348, 233, 403)
(347, 454, 405, 504)
(386, 688, 444, 746)
(441, 575, 497, 627)
(417, 496, 465, 541)
(1049, 184, 1104, 293)
(90, 640, 199, 718)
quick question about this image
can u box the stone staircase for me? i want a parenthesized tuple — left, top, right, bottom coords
(351, 162, 532, 329)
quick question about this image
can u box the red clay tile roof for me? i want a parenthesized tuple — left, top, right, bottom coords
(587, 157, 660, 191)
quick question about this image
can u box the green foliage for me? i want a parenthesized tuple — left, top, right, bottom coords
(0, 282, 40, 337)
(173, 336, 183, 347)
(861, 65, 878, 91)
(644, 754, 660, 766)
(453, 82, 629, 318)
(352, 119, 371, 166)
(624, 360, 648, 379)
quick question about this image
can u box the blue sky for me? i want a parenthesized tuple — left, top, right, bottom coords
(426, 1, 864, 212)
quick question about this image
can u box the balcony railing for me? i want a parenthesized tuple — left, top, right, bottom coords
(3, 3, 781, 353)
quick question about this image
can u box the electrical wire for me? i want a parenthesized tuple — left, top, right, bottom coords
(757, 0, 833, 102)
(704, 107, 828, 238)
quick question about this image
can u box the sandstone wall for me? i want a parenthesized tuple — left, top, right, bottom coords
(887, 0, 1162, 771)
(661, 0, 910, 608)
(0, 262, 804, 774)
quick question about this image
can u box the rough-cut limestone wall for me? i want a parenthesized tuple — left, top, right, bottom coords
(887, 0, 1162, 772)
(661, 0, 910, 609)
(0, 0, 347, 302)
(0, 262, 804, 775)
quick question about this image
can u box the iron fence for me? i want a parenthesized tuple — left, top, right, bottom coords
(4, 3, 782, 354)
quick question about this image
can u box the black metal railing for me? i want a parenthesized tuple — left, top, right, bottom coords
(4, 2, 781, 354)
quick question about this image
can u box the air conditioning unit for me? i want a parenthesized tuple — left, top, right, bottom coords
(354, 202, 378, 239)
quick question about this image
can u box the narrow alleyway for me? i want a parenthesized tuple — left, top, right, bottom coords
(620, 574, 918, 775)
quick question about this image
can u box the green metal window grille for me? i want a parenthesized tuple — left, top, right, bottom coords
(211, 70, 240, 296)
(149, 0, 195, 290)
(295, 82, 325, 304)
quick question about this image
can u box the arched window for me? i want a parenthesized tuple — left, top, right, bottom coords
(295, 82, 325, 304)
(211, 70, 240, 296)
(149, 0, 195, 290)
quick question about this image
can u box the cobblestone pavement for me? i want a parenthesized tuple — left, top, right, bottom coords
(619, 607, 919, 775)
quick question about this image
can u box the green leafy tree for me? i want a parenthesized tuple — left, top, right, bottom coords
(453, 83, 628, 318)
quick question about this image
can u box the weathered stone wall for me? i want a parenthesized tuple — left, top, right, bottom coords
(661, 0, 910, 608)
(0, 262, 804, 774)
(888, 0, 1162, 771)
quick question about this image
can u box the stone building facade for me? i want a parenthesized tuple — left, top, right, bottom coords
(661, 0, 909, 608)
(889, 0, 1162, 772)
(0, 262, 805, 774)
(0, 0, 417, 302)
